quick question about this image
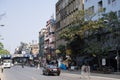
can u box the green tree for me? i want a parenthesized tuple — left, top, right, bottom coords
(59, 10, 104, 56)
(0, 49, 10, 55)
(57, 45, 66, 58)
(83, 11, 120, 69)
(59, 25, 81, 41)
(0, 42, 10, 55)
(0, 42, 4, 50)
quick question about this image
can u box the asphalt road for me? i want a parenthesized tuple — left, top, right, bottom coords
(0, 65, 120, 80)
(0, 66, 82, 80)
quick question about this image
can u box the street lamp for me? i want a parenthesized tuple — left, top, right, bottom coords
(0, 25, 4, 27)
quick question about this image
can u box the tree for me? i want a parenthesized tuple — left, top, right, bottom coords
(59, 10, 86, 41)
(82, 11, 120, 70)
(59, 25, 81, 41)
(57, 45, 66, 58)
(59, 10, 105, 56)
(0, 49, 10, 55)
(0, 42, 10, 55)
(0, 42, 4, 50)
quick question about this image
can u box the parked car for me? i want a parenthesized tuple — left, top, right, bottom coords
(42, 64, 61, 76)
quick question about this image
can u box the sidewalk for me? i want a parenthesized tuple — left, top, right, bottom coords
(62, 70, 120, 80)
(0, 72, 4, 80)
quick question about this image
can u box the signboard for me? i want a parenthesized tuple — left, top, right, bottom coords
(13, 54, 24, 57)
(102, 58, 106, 66)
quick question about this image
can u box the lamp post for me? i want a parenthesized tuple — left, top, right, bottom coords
(0, 25, 4, 27)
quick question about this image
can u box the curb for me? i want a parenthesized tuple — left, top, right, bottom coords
(61, 70, 120, 80)
(62, 72, 120, 80)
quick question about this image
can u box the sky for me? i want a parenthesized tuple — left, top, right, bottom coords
(0, 0, 58, 54)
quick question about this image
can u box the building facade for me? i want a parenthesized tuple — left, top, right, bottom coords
(39, 28, 47, 57)
(84, 0, 120, 71)
(55, 0, 84, 48)
(55, 0, 120, 71)
(31, 41, 39, 56)
(44, 18, 56, 60)
(84, 0, 120, 20)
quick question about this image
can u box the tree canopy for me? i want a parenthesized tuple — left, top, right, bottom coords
(59, 11, 119, 56)
(0, 42, 10, 55)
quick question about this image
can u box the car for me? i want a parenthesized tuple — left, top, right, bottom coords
(3, 62, 11, 68)
(2, 59, 12, 68)
(42, 64, 61, 76)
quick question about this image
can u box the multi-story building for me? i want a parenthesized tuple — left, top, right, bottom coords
(84, 0, 120, 71)
(55, 0, 120, 71)
(84, 0, 120, 20)
(44, 18, 56, 60)
(55, 0, 84, 48)
(31, 40, 39, 56)
(39, 28, 47, 57)
(84, 0, 120, 54)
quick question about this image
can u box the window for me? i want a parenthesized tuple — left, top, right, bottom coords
(85, 0, 88, 2)
(112, 0, 116, 2)
(108, 0, 111, 4)
(98, 1, 103, 8)
(89, 6, 94, 14)
(118, 10, 120, 18)
(98, 1, 103, 12)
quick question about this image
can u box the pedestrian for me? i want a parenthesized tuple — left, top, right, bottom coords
(0, 65, 4, 73)
(21, 61, 24, 68)
(80, 62, 90, 80)
(37, 61, 40, 69)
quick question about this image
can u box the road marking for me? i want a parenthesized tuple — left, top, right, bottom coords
(31, 77, 36, 80)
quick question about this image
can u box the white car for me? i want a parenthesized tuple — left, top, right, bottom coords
(2, 59, 13, 68)
(3, 62, 11, 68)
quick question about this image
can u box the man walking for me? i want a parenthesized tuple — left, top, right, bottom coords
(81, 62, 90, 80)
(0, 64, 4, 73)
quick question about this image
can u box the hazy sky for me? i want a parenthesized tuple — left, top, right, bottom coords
(0, 0, 58, 54)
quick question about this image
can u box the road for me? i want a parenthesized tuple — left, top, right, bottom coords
(0, 66, 82, 80)
(0, 66, 120, 80)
